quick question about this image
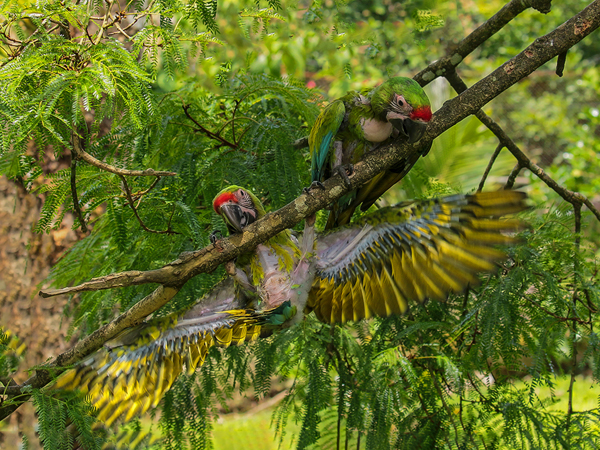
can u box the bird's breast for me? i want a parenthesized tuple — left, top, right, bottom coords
(359, 117, 393, 142)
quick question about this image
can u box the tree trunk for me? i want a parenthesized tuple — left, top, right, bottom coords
(0, 175, 80, 449)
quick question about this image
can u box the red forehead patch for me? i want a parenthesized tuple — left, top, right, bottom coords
(411, 106, 432, 122)
(213, 191, 236, 213)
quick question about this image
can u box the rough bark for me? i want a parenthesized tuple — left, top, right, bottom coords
(0, 176, 80, 447)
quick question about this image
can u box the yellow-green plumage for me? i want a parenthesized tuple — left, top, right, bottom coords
(306, 190, 527, 324)
(54, 303, 264, 426)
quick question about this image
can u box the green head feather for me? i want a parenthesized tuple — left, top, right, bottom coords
(370, 77, 432, 121)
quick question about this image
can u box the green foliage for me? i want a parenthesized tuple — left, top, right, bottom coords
(32, 389, 101, 450)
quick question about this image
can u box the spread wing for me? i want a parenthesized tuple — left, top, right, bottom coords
(307, 190, 527, 324)
(309, 99, 346, 182)
(55, 277, 271, 425)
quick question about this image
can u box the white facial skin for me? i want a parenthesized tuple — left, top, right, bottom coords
(235, 189, 257, 225)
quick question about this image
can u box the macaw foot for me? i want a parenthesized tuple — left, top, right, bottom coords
(333, 163, 354, 188)
(224, 259, 254, 291)
(224, 260, 236, 277)
(209, 229, 223, 244)
(303, 181, 326, 195)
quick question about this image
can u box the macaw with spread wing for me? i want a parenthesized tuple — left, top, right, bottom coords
(55, 186, 527, 425)
(309, 77, 433, 229)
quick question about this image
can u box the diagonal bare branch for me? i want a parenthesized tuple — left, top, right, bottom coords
(72, 133, 176, 177)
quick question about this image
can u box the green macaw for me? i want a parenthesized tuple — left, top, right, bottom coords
(55, 186, 527, 425)
(308, 76, 433, 229)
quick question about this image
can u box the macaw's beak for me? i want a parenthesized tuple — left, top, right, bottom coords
(389, 118, 428, 143)
(220, 204, 256, 233)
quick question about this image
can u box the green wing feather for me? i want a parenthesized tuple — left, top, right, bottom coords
(309, 99, 346, 182)
(307, 190, 528, 324)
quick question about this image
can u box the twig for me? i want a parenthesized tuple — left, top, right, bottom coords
(132, 177, 161, 200)
(522, 294, 589, 326)
(114, 22, 132, 39)
(556, 51, 568, 77)
(119, 175, 178, 235)
(182, 103, 252, 154)
(430, 370, 462, 449)
(71, 133, 176, 177)
(413, 0, 551, 87)
(39, 267, 177, 298)
(293, 136, 309, 149)
(93, 0, 116, 45)
(566, 203, 582, 441)
(504, 163, 523, 189)
(477, 143, 504, 192)
(231, 99, 240, 144)
(69, 146, 88, 233)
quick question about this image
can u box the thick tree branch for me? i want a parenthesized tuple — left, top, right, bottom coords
(429, 1, 600, 133)
(5, 0, 600, 421)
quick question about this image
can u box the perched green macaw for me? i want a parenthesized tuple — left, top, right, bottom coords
(55, 186, 527, 425)
(308, 76, 433, 229)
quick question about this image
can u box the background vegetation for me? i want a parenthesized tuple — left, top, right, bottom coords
(1, 0, 599, 449)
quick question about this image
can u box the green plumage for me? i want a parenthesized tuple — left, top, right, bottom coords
(309, 77, 432, 229)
